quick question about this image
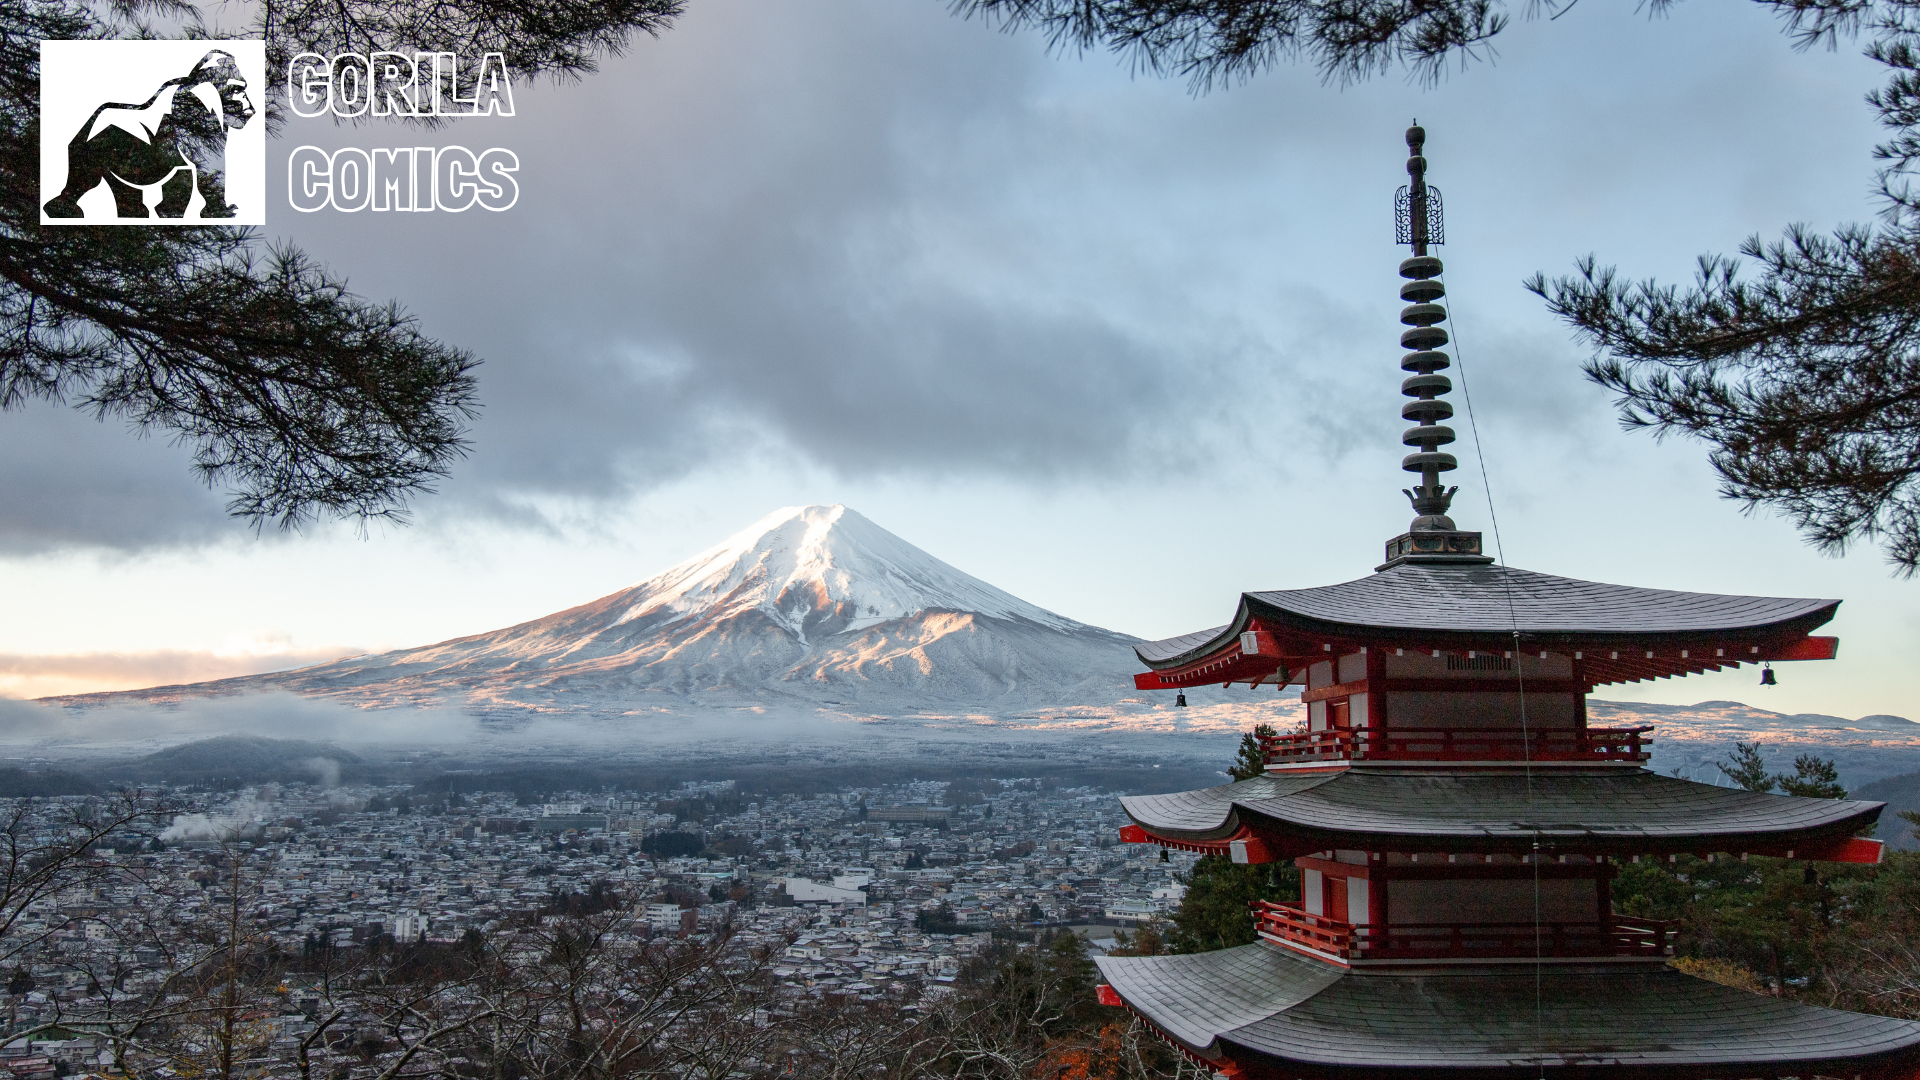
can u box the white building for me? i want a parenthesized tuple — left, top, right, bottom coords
(387, 912, 428, 943)
(1103, 899, 1161, 923)
(643, 903, 687, 932)
(784, 878, 867, 905)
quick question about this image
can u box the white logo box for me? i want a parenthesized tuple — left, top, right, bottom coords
(41, 39, 266, 225)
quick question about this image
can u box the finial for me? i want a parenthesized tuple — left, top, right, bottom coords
(1379, 125, 1490, 572)
(1396, 121, 1442, 253)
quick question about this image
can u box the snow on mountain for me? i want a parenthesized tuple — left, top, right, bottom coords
(1592, 698, 1920, 790)
(610, 505, 1084, 640)
(41, 504, 1920, 784)
(52, 505, 1145, 714)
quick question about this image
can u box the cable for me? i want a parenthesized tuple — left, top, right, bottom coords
(1439, 278, 1547, 1079)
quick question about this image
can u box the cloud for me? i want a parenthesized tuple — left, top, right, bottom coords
(301, 756, 342, 789)
(0, 691, 481, 748)
(0, 648, 362, 701)
(5, 0, 1888, 554)
(0, 685, 1276, 761)
(0, 403, 235, 554)
(252, 0, 1296, 527)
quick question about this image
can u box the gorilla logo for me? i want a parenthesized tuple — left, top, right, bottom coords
(42, 49, 256, 220)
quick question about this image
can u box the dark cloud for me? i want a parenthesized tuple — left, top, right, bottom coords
(4, 0, 1889, 552)
(269, 0, 1289, 519)
(0, 403, 235, 553)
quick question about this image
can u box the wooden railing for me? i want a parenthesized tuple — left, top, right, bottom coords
(1251, 901, 1676, 961)
(1248, 900, 1355, 956)
(1257, 726, 1653, 765)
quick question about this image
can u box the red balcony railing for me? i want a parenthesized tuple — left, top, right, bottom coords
(1249, 900, 1355, 956)
(1252, 901, 1676, 961)
(1257, 725, 1652, 765)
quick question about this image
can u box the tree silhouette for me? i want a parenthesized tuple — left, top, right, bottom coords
(2, 0, 681, 527)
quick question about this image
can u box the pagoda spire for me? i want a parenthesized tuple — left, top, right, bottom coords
(1380, 123, 1491, 569)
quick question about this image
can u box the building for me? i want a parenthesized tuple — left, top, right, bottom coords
(533, 814, 609, 834)
(783, 877, 868, 905)
(642, 902, 689, 933)
(867, 807, 951, 824)
(1102, 898, 1161, 923)
(387, 911, 427, 943)
(1091, 126, 1920, 1080)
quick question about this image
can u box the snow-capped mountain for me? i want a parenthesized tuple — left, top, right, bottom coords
(607, 504, 1084, 642)
(59, 506, 1146, 714)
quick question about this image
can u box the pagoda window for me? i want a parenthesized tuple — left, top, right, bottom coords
(1302, 868, 1324, 915)
(1329, 699, 1350, 728)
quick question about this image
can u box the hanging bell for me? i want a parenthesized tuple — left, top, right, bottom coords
(1760, 664, 1777, 686)
(1174, 692, 1188, 707)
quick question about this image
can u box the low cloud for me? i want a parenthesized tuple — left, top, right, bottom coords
(0, 683, 1280, 766)
(301, 756, 343, 789)
(0, 692, 480, 748)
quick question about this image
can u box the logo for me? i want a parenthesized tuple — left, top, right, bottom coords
(284, 53, 519, 213)
(40, 40, 266, 225)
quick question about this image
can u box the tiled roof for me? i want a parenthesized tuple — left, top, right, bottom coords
(1136, 626, 1231, 664)
(1098, 943, 1920, 1070)
(1119, 771, 1880, 851)
(1135, 563, 1837, 668)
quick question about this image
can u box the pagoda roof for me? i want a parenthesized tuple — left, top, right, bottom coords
(1135, 564, 1837, 687)
(1096, 943, 1920, 1077)
(1120, 771, 1880, 858)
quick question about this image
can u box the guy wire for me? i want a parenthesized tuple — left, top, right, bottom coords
(1437, 276, 1546, 1078)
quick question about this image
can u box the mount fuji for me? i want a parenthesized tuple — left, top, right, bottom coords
(59, 506, 1152, 716)
(28, 507, 1920, 787)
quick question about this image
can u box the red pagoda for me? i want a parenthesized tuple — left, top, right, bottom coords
(1092, 127, 1920, 1080)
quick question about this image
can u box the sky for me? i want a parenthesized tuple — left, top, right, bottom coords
(5, 0, 1917, 720)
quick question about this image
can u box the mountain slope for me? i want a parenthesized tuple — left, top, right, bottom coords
(53, 506, 1144, 714)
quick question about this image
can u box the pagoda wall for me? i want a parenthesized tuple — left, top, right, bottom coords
(1387, 878, 1597, 924)
(1389, 691, 1576, 730)
(1382, 652, 1572, 680)
(1298, 853, 1616, 931)
(1301, 649, 1587, 736)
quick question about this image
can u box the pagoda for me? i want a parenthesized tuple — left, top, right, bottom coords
(1092, 127, 1920, 1080)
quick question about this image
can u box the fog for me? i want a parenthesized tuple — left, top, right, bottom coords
(0, 689, 1273, 767)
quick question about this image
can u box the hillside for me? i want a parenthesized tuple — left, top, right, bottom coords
(1856, 771, 1920, 851)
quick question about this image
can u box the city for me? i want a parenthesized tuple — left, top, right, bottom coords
(0, 776, 1200, 1079)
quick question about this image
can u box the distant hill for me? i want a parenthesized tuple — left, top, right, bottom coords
(0, 767, 99, 797)
(115, 735, 360, 787)
(1856, 771, 1920, 851)
(1591, 700, 1920, 792)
